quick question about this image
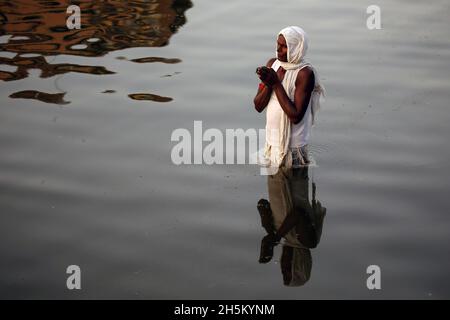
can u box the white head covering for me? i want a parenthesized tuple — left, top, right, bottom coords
(277, 26, 309, 70)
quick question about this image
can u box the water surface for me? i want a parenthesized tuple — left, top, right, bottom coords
(1, 0, 450, 299)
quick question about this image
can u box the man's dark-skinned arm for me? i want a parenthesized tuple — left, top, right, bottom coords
(272, 67, 315, 124)
(253, 58, 276, 112)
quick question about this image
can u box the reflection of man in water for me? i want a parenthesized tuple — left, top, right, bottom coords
(257, 166, 326, 286)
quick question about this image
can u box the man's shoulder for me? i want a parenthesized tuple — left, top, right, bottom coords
(298, 66, 314, 77)
(296, 66, 315, 85)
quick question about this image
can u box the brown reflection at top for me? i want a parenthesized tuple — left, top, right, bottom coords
(0, 55, 114, 82)
(130, 57, 182, 64)
(0, 0, 192, 88)
(0, 0, 193, 57)
(128, 93, 173, 103)
(9, 90, 70, 105)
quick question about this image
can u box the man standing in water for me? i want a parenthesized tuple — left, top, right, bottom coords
(254, 26, 324, 169)
(253, 27, 327, 283)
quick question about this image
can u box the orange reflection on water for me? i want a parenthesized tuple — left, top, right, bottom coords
(0, 0, 193, 104)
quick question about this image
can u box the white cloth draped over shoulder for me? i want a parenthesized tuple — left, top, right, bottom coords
(261, 26, 325, 169)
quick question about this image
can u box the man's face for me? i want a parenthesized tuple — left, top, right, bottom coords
(277, 35, 288, 62)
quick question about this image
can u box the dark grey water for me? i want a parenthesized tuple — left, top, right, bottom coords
(1, 0, 450, 299)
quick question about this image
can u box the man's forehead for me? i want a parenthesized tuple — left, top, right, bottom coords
(277, 34, 287, 42)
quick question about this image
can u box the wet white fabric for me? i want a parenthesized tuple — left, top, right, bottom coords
(262, 26, 325, 169)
